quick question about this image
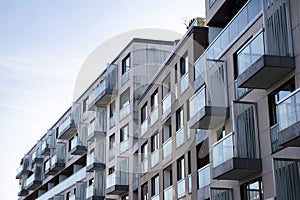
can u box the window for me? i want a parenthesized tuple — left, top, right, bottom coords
(176, 108, 184, 131)
(110, 101, 116, 118)
(122, 54, 130, 74)
(141, 142, 148, 161)
(151, 175, 159, 196)
(108, 166, 115, 175)
(83, 97, 88, 113)
(241, 179, 263, 200)
(163, 165, 173, 189)
(120, 125, 129, 142)
(162, 75, 171, 99)
(120, 89, 130, 109)
(151, 90, 158, 111)
(180, 54, 189, 76)
(187, 151, 191, 175)
(109, 134, 115, 149)
(151, 133, 159, 153)
(177, 157, 185, 180)
(141, 103, 148, 123)
(141, 182, 148, 200)
(175, 63, 178, 83)
(162, 119, 171, 143)
(196, 138, 209, 170)
(268, 78, 295, 126)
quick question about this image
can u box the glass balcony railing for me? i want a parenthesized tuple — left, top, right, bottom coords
(120, 103, 130, 121)
(270, 124, 283, 153)
(177, 178, 186, 199)
(237, 31, 264, 75)
(163, 137, 172, 159)
(212, 133, 234, 167)
(41, 141, 48, 152)
(141, 119, 148, 137)
(195, 0, 262, 81)
(86, 185, 94, 198)
(150, 107, 158, 126)
(176, 127, 185, 148)
(51, 155, 58, 166)
(37, 167, 86, 200)
(151, 149, 159, 168)
(277, 89, 300, 131)
(109, 116, 115, 128)
(189, 87, 206, 118)
(180, 73, 189, 95)
(106, 173, 116, 188)
(151, 194, 160, 200)
(175, 83, 178, 100)
(89, 81, 106, 104)
(87, 154, 95, 166)
(234, 80, 252, 100)
(198, 164, 211, 189)
(162, 92, 171, 116)
(120, 138, 129, 153)
(164, 186, 173, 200)
(69, 194, 75, 200)
(188, 174, 192, 193)
(141, 159, 148, 174)
(45, 160, 50, 172)
(109, 148, 115, 160)
(25, 173, 35, 187)
(122, 71, 130, 85)
(58, 116, 73, 135)
(106, 171, 128, 188)
(71, 137, 79, 150)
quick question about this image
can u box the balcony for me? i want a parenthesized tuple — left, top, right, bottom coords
(206, 0, 249, 27)
(150, 106, 158, 126)
(177, 178, 186, 199)
(120, 138, 129, 153)
(190, 61, 229, 130)
(151, 149, 159, 168)
(18, 182, 28, 196)
(86, 153, 105, 172)
(120, 103, 130, 121)
(57, 116, 77, 140)
(31, 150, 43, 164)
(70, 136, 87, 155)
(162, 93, 172, 120)
(25, 166, 42, 190)
(163, 137, 172, 160)
(45, 144, 66, 175)
(236, 31, 294, 89)
(106, 172, 129, 195)
(88, 119, 106, 142)
(141, 159, 148, 175)
(197, 164, 211, 200)
(86, 184, 105, 200)
(278, 89, 300, 147)
(180, 73, 189, 95)
(176, 127, 185, 148)
(16, 155, 30, 179)
(88, 65, 118, 110)
(212, 133, 261, 180)
(41, 140, 50, 156)
(37, 167, 86, 200)
(270, 124, 283, 153)
(164, 186, 173, 200)
(141, 119, 148, 137)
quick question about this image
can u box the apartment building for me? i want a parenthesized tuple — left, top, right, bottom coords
(17, 0, 300, 199)
(16, 38, 174, 200)
(136, 0, 300, 200)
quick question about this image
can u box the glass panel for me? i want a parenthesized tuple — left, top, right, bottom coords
(198, 164, 211, 189)
(120, 103, 130, 120)
(213, 133, 234, 167)
(150, 107, 158, 126)
(151, 149, 159, 168)
(176, 127, 185, 148)
(189, 87, 206, 118)
(163, 137, 172, 159)
(177, 178, 186, 199)
(164, 186, 173, 200)
(237, 32, 264, 75)
(162, 93, 172, 115)
(180, 73, 189, 94)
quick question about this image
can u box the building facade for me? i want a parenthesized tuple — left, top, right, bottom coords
(17, 0, 300, 199)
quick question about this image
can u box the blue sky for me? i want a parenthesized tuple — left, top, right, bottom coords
(0, 0, 205, 198)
